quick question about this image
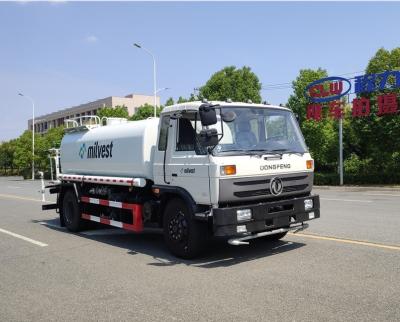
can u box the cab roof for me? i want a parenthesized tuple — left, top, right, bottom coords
(161, 101, 291, 115)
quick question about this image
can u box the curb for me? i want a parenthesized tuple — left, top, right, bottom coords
(315, 185, 400, 192)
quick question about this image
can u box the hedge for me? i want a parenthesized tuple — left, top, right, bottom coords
(314, 172, 400, 186)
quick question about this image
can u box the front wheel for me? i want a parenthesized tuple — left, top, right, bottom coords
(163, 198, 207, 259)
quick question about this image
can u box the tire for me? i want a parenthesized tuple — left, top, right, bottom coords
(62, 189, 86, 232)
(163, 198, 207, 259)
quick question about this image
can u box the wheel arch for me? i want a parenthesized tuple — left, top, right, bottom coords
(154, 185, 208, 226)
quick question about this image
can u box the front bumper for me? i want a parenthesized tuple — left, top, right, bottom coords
(212, 195, 320, 237)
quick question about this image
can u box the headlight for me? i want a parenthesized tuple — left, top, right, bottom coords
(237, 209, 252, 222)
(304, 199, 313, 210)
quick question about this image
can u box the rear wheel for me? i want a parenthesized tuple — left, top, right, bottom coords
(163, 198, 207, 259)
(62, 189, 86, 232)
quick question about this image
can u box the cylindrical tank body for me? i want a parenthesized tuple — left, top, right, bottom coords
(60, 118, 160, 180)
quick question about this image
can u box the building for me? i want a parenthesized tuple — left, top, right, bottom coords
(28, 93, 160, 134)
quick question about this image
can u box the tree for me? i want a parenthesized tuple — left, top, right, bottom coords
(0, 140, 15, 169)
(286, 68, 339, 171)
(287, 68, 328, 124)
(165, 97, 175, 106)
(130, 104, 162, 120)
(199, 66, 262, 103)
(96, 105, 129, 119)
(12, 130, 35, 176)
(348, 47, 400, 174)
(177, 96, 189, 104)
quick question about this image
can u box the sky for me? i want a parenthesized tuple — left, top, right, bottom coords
(1, 1, 399, 141)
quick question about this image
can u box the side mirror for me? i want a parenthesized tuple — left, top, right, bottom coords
(199, 128, 219, 147)
(199, 104, 217, 126)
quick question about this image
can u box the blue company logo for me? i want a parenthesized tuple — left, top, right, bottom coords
(79, 143, 86, 159)
(305, 76, 352, 103)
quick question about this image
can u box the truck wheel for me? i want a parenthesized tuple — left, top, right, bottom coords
(163, 198, 206, 259)
(62, 189, 86, 232)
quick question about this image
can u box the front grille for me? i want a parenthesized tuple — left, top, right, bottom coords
(281, 175, 308, 182)
(234, 189, 271, 198)
(220, 172, 313, 202)
(283, 184, 309, 193)
(232, 175, 310, 199)
(233, 183, 308, 198)
(234, 179, 270, 186)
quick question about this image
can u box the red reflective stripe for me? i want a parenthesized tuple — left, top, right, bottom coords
(81, 196, 90, 203)
(79, 196, 143, 233)
(122, 202, 134, 210)
(132, 204, 143, 232)
(122, 223, 136, 231)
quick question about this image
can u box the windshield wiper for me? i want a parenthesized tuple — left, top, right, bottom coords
(214, 149, 248, 155)
(245, 149, 283, 157)
(269, 149, 305, 156)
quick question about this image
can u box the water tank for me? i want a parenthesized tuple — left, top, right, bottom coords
(60, 118, 159, 180)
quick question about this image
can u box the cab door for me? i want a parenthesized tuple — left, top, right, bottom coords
(167, 113, 211, 205)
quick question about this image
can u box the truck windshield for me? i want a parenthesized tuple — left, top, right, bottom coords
(212, 107, 308, 155)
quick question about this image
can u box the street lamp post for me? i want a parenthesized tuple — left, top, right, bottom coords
(156, 87, 170, 95)
(133, 43, 158, 117)
(18, 93, 35, 180)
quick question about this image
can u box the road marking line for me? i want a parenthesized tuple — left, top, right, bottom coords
(289, 232, 400, 251)
(0, 228, 48, 247)
(320, 198, 372, 203)
(0, 193, 42, 203)
(365, 193, 400, 197)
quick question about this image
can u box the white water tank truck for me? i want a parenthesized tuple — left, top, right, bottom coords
(43, 101, 320, 258)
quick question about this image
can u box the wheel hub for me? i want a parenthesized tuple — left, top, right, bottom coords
(168, 211, 188, 242)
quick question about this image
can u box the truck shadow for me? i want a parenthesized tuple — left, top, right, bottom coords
(34, 218, 306, 269)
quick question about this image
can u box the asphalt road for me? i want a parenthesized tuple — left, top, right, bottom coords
(0, 177, 399, 321)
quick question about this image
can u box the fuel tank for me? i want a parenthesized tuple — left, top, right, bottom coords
(60, 118, 159, 180)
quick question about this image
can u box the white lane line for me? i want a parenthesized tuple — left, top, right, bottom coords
(365, 193, 400, 197)
(0, 228, 48, 247)
(321, 198, 372, 203)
